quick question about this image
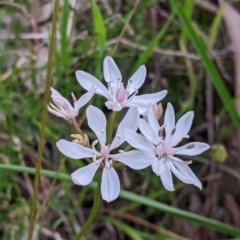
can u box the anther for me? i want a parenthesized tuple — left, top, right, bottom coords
(170, 128, 176, 135)
(118, 150, 125, 154)
(186, 144, 195, 149)
(101, 129, 105, 133)
(158, 129, 164, 137)
(117, 134, 121, 139)
(182, 135, 190, 139)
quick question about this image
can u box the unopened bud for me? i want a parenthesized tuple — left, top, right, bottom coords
(153, 103, 163, 120)
(209, 144, 227, 163)
(70, 133, 90, 147)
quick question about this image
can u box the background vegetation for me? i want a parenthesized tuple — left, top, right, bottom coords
(0, 0, 240, 239)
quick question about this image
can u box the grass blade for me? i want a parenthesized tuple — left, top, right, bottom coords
(1, 163, 240, 236)
(170, 0, 240, 130)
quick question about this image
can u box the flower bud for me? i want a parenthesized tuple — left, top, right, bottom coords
(153, 103, 163, 120)
(71, 133, 90, 147)
(209, 144, 227, 163)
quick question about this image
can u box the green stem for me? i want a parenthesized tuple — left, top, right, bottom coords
(74, 178, 101, 240)
(107, 111, 117, 143)
(27, 1, 59, 239)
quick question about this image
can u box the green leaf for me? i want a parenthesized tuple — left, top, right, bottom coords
(105, 218, 144, 240)
(91, 0, 106, 56)
(1, 163, 240, 236)
(170, 0, 240, 131)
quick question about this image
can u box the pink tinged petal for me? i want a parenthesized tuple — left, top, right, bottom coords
(124, 129, 156, 151)
(111, 107, 139, 150)
(127, 65, 146, 95)
(74, 85, 97, 111)
(116, 85, 127, 103)
(47, 105, 67, 119)
(164, 103, 175, 143)
(112, 150, 154, 170)
(56, 140, 95, 159)
(86, 106, 107, 146)
(146, 104, 161, 132)
(103, 56, 121, 84)
(169, 156, 202, 189)
(159, 162, 175, 191)
(139, 119, 160, 145)
(71, 162, 100, 185)
(174, 142, 210, 156)
(170, 111, 194, 147)
(127, 90, 168, 114)
(168, 161, 193, 184)
(105, 100, 122, 111)
(76, 71, 111, 99)
(101, 167, 120, 202)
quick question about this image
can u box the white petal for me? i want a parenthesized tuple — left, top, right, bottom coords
(169, 156, 202, 189)
(74, 85, 97, 111)
(139, 119, 160, 145)
(127, 90, 168, 114)
(71, 162, 100, 185)
(168, 161, 192, 184)
(111, 107, 139, 150)
(152, 159, 166, 176)
(164, 103, 175, 143)
(146, 104, 161, 132)
(124, 129, 156, 151)
(101, 167, 120, 202)
(112, 150, 154, 169)
(103, 56, 121, 84)
(76, 71, 111, 99)
(159, 162, 175, 191)
(86, 106, 106, 146)
(126, 65, 146, 95)
(105, 100, 122, 111)
(170, 111, 194, 146)
(56, 140, 95, 159)
(174, 142, 210, 156)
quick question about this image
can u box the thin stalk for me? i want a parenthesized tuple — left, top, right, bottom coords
(72, 118, 83, 135)
(107, 111, 117, 143)
(74, 178, 101, 240)
(110, 0, 140, 56)
(27, 1, 59, 239)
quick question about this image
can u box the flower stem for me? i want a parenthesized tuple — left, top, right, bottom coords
(107, 111, 117, 143)
(74, 178, 101, 240)
(27, 1, 59, 239)
(72, 118, 83, 135)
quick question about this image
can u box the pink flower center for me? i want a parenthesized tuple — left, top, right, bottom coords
(159, 145, 174, 158)
(100, 147, 110, 159)
(116, 85, 127, 103)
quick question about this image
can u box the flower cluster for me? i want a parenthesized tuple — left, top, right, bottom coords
(48, 56, 210, 202)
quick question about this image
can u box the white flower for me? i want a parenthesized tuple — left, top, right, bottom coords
(56, 106, 153, 202)
(124, 103, 210, 191)
(47, 85, 96, 122)
(75, 56, 167, 114)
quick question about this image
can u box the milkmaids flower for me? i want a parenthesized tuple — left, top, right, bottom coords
(56, 106, 153, 202)
(124, 103, 210, 191)
(47, 85, 96, 122)
(76, 56, 167, 114)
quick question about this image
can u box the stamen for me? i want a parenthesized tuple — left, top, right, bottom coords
(117, 134, 121, 139)
(118, 150, 125, 154)
(186, 144, 195, 149)
(170, 128, 176, 135)
(71, 92, 77, 102)
(118, 76, 122, 81)
(182, 135, 190, 139)
(101, 129, 105, 133)
(129, 79, 132, 84)
(184, 160, 192, 165)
